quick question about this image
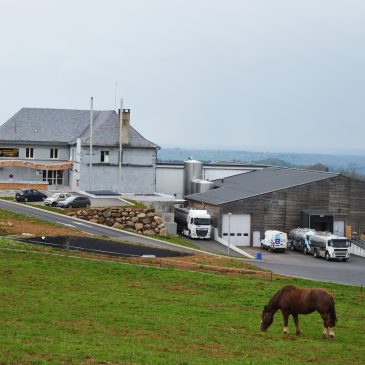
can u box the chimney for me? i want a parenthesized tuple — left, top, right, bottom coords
(122, 109, 130, 145)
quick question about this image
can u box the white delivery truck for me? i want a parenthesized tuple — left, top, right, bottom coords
(174, 208, 212, 239)
(261, 230, 288, 252)
(310, 232, 351, 261)
(289, 228, 316, 254)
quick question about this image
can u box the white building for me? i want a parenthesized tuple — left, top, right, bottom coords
(0, 107, 159, 192)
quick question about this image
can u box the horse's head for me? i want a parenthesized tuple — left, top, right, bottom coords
(260, 305, 274, 331)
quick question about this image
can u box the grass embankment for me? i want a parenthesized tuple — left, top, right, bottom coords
(138, 232, 200, 250)
(0, 208, 84, 237)
(0, 237, 364, 365)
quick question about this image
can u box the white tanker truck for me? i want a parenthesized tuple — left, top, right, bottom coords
(288, 228, 316, 255)
(310, 232, 351, 261)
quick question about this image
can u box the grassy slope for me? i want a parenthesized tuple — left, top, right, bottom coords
(0, 239, 364, 365)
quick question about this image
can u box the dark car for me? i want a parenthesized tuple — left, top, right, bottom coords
(58, 196, 91, 209)
(15, 189, 47, 202)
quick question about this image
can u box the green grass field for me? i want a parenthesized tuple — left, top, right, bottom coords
(0, 237, 364, 365)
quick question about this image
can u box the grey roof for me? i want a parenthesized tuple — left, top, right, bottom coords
(0, 108, 158, 148)
(186, 167, 339, 205)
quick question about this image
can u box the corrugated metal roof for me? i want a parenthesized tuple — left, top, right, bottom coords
(186, 167, 339, 205)
(0, 108, 159, 149)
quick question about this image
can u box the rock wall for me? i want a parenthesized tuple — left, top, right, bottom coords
(66, 207, 169, 237)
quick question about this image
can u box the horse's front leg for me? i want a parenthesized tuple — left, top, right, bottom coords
(292, 314, 301, 336)
(281, 310, 289, 335)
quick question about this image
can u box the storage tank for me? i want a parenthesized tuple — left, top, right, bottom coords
(195, 179, 214, 194)
(184, 158, 203, 196)
(190, 180, 198, 195)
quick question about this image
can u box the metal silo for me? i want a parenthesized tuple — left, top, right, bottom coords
(183, 158, 203, 196)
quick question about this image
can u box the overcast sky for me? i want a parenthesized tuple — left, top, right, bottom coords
(1, 0, 365, 154)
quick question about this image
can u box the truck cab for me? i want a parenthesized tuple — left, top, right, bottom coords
(184, 210, 211, 239)
(175, 208, 212, 239)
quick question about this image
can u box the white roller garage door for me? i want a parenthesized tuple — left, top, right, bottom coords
(222, 214, 251, 246)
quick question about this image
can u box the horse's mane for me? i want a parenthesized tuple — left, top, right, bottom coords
(267, 285, 298, 310)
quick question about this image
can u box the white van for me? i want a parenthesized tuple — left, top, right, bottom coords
(261, 230, 288, 252)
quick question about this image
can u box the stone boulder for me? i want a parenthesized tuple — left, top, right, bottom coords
(143, 229, 156, 236)
(159, 228, 169, 237)
(113, 222, 125, 230)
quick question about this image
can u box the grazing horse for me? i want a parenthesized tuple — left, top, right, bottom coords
(260, 285, 336, 339)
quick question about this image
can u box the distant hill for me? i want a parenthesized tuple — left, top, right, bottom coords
(157, 148, 365, 175)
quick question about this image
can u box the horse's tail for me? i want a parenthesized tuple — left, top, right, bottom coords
(329, 301, 337, 327)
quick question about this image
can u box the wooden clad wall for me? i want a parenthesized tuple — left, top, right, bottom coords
(328, 176, 350, 220)
(348, 178, 365, 236)
(285, 184, 309, 229)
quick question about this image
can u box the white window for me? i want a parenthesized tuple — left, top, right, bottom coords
(50, 148, 58, 159)
(26, 147, 34, 159)
(101, 151, 110, 163)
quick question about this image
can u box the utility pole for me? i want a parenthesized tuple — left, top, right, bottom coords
(228, 212, 232, 255)
(89, 97, 93, 191)
(118, 98, 123, 194)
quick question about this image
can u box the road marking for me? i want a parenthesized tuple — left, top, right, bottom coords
(56, 221, 76, 228)
(80, 231, 94, 235)
(73, 222, 91, 227)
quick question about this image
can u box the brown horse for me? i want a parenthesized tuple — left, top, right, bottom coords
(260, 285, 337, 339)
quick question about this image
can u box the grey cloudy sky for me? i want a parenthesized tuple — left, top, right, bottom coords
(1, 0, 365, 154)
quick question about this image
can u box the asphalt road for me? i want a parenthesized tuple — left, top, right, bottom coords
(0, 200, 194, 254)
(244, 247, 365, 286)
(176, 235, 243, 257)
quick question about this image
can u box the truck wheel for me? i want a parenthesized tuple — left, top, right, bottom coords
(314, 249, 318, 258)
(325, 252, 330, 261)
(51, 202, 57, 207)
(24, 197, 28, 202)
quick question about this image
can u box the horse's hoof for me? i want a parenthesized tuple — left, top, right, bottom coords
(329, 335, 335, 340)
(296, 331, 302, 336)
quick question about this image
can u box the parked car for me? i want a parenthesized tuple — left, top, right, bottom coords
(44, 192, 73, 207)
(261, 230, 288, 252)
(15, 189, 47, 202)
(58, 196, 91, 209)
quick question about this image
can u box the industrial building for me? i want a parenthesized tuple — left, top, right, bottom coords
(0, 107, 159, 193)
(184, 165, 365, 247)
